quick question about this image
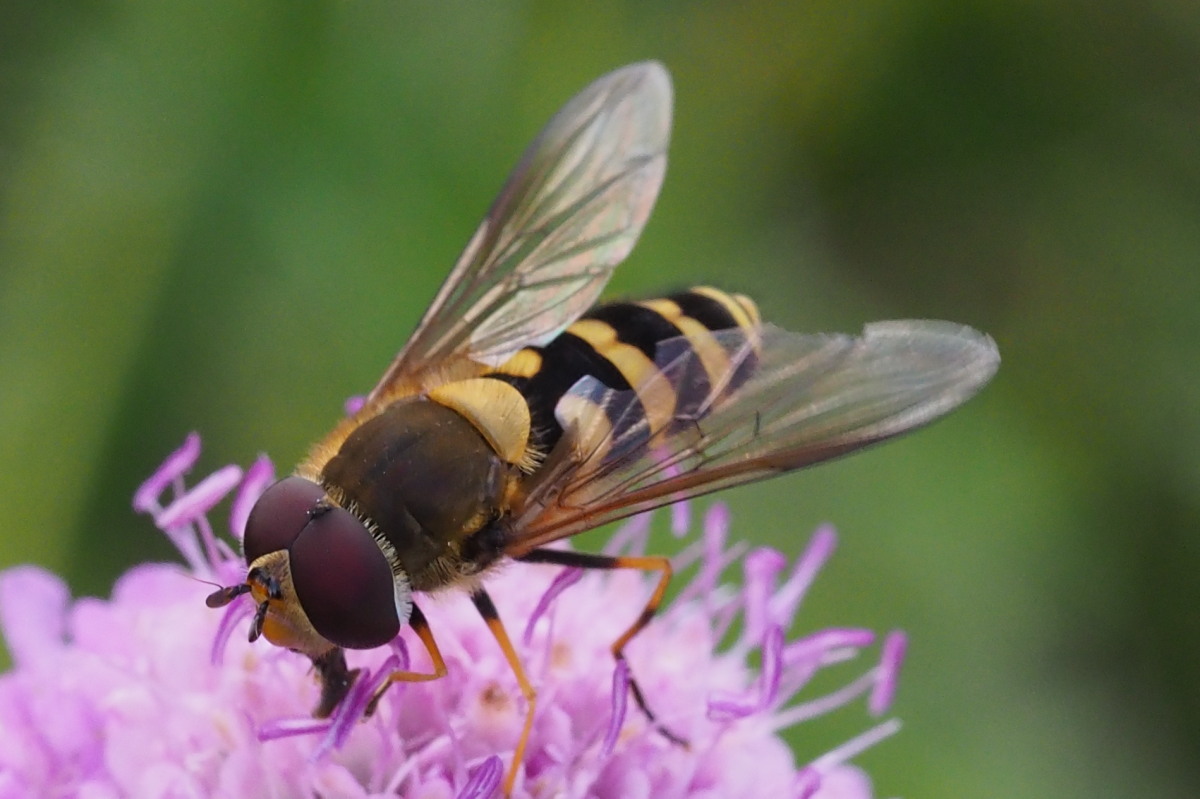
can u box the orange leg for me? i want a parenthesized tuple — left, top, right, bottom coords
(365, 603, 449, 716)
(470, 588, 537, 798)
(517, 548, 687, 747)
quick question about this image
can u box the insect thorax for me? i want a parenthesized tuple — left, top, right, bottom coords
(319, 397, 515, 592)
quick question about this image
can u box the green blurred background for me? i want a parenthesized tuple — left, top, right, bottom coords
(2, 2, 1198, 797)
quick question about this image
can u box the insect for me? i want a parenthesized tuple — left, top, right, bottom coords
(206, 61, 998, 795)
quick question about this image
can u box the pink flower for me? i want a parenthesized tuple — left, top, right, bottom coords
(0, 435, 904, 798)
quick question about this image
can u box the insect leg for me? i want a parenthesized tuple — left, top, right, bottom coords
(365, 603, 449, 716)
(516, 548, 688, 747)
(470, 588, 537, 798)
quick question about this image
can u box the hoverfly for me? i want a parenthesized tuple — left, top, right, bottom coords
(207, 62, 998, 796)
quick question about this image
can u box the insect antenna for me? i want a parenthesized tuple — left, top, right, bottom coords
(204, 582, 250, 608)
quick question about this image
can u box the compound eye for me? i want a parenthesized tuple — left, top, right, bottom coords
(290, 505, 400, 649)
(243, 477, 327, 565)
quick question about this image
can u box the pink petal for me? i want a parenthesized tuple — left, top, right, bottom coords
(229, 455, 275, 541)
(869, 631, 907, 715)
(810, 765, 875, 799)
(601, 659, 630, 758)
(810, 721, 901, 780)
(133, 433, 200, 512)
(457, 756, 503, 799)
(210, 595, 252, 665)
(670, 500, 690, 538)
(155, 465, 243, 530)
(602, 511, 653, 556)
(772, 524, 837, 626)
(708, 624, 784, 721)
(522, 567, 583, 646)
(740, 547, 787, 645)
(0, 566, 69, 668)
(312, 764, 369, 799)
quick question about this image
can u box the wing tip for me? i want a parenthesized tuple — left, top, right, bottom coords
(615, 60, 672, 91)
(861, 318, 1001, 401)
(631, 60, 673, 99)
(603, 61, 674, 149)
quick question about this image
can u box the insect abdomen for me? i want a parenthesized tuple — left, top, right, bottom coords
(487, 286, 761, 458)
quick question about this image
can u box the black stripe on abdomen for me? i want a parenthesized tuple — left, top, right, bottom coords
(668, 290, 740, 331)
(488, 288, 760, 460)
(582, 303, 685, 359)
(489, 330, 631, 457)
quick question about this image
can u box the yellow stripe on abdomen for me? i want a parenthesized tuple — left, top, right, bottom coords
(566, 318, 677, 434)
(483, 286, 763, 466)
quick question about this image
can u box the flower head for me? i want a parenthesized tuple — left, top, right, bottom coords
(0, 435, 904, 797)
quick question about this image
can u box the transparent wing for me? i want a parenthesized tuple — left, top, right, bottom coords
(369, 62, 673, 400)
(508, 320, 1000, 552)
